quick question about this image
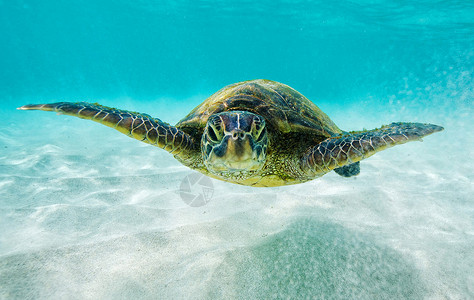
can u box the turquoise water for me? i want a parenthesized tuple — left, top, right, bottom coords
(1, 1, 473, 299)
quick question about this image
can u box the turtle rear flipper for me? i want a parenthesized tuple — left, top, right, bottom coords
(301, 122, 444, 177)
(18, 102, 196, 157)
(334, 162, 360, 177)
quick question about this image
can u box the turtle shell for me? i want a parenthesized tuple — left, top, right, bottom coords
(176, 79, 342, 138)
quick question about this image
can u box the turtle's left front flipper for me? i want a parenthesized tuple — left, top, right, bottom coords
(301, 122, 444, 177)
(18, 102, 196, 156)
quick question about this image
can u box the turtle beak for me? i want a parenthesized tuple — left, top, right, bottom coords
(228, 129, 249, 158)
(209, 130, 260, 171)
(224, 129, 256, 168)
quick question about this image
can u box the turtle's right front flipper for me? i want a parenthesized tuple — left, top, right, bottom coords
(18, 102, 196, 156)
(301, 122, 444, 177)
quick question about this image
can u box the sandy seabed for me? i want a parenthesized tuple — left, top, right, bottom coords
(0, 101, 472, 299)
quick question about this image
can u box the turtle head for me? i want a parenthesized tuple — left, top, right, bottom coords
(201, 111, 268, 180)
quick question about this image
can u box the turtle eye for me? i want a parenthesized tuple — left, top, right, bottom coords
(207, 122, 224, 143)
(252, 118, 266, 142)
(207, 126, 219, 142)
(205, 115, 225, 143)
(254, 128, 266, 143)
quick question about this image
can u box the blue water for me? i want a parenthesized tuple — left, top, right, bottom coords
(1, 1, 473, 299)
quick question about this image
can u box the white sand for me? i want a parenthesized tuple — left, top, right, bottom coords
(0, 100, 472, 299)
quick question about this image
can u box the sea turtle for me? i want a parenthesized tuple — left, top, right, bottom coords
(19, 79, 443, 187)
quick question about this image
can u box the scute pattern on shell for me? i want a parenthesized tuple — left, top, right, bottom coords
(176, 79, 342, 138)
